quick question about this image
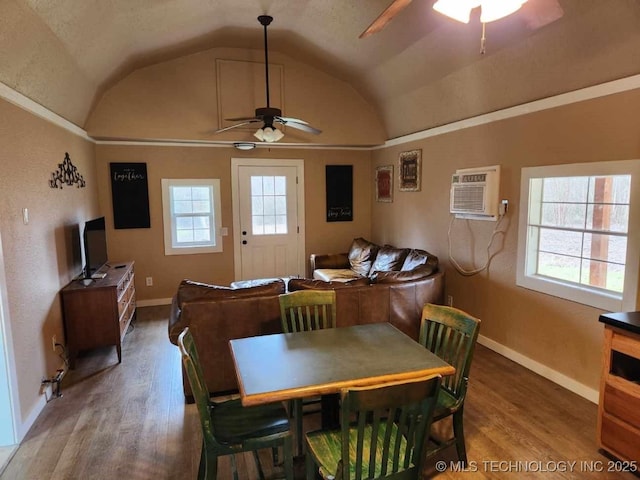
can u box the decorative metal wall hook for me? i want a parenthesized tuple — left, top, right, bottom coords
(49, 152, 86, 189)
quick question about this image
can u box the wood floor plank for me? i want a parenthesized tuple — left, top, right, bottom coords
(1, 306, 635, 479)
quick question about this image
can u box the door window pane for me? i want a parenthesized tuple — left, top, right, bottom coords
(250, 176, 287, 235)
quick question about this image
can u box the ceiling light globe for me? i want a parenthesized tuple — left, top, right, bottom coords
(433, 0, 481, 23)
(260, 126, 284, 143)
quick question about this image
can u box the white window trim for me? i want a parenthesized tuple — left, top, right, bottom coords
(516, 159, 640, 312)
(161, 178, 223, 255)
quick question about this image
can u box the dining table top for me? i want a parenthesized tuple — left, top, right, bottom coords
(229, 322, 456, 407)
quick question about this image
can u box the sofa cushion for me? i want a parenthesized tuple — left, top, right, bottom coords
(370, 245, 410, 274)
(348, 237, 380, 277)
(289, 277, 370, 291)
(401, 249, 439, 272)
(177, 279, 285, 307)
(371, 264, 438, 284)
(313, 268, 363, 282)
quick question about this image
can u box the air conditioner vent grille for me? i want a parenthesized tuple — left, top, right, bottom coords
(450, 165, 501, 221)
(452, 185, 485, 212)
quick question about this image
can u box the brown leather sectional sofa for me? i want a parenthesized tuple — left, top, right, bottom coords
(168, 238, 444, 399)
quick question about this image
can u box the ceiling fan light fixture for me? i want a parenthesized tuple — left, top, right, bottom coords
(254, 126, 284, 143)
(433, 0, 480, 23)
(433, 0, 526, 23)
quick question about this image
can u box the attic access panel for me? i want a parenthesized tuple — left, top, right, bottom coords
(216, 59, 284, 132)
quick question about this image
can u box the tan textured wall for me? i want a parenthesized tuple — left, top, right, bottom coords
(371, 88, 640, 392)
(86, 47, 386, 146)
(95, 145, 371, 300)
(0, 98, 98, 425)
(0, 0, 95, 126)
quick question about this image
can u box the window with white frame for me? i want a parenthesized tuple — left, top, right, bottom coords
(516, 160, 640, 312)
(161, 179, 222, 255)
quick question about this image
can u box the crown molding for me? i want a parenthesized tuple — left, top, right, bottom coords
(0, 81, 91, 140)
(3, 74, 640, 151)
(381, 73, 640, 149)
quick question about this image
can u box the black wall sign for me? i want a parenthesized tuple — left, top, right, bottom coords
(326, 165, 353, 222)
(110, 163, 151, 229)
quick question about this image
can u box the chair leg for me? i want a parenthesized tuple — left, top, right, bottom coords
(198, 442, 206, 480)
(283, 434, 294, 480)
(199, 443, 218, 480)
(272, 446, 281, 466)
(452, 408, 468, 465)
(295, 398, 304, 456)
(230, 453, 239, 480)
(305, 450, 317, 480)
(253, 450, 266, 480)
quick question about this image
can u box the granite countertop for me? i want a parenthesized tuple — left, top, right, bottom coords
(599, 311, 640, 335)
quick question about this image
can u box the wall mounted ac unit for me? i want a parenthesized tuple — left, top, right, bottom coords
(450, 165, 501, 221)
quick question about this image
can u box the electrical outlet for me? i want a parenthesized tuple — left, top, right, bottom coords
(145, 276, 153, 287)
(499, 199, 509, 215)
(447, 295, 454, 307)
(51, 335, 57, 352)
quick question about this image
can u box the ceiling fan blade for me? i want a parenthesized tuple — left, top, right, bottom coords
(225, 116, 262, 122)
(277, 116, 309, 125)
(520, 0, 564, 30)
(359, 0, 414, 39)
(213, 120, 261, 134)
(276, 117, 322, 135)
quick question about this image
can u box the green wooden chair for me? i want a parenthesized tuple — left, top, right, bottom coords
(305, 375, 442, 480)
(279, 290, 337, 333)
(419, 303, 481, 464)
(279, 289, 337, 455)
(177, 328, 294, 480)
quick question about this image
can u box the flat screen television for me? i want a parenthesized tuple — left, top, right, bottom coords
(83, 217, 108, 279)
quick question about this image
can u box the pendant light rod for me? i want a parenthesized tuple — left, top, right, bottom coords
(258, 15, 273, 108)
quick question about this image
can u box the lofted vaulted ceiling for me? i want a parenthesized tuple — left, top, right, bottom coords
(2, 0, 640, 141)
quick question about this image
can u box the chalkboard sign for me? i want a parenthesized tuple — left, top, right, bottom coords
(110, 163, 151, 229)
(326, 165, 353, 222)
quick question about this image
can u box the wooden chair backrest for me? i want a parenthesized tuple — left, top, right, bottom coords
(279, 290, 337, 332)
(178, 327, 217, 445)
(419, 304, 480, 402)
(339, 375, 442, 480)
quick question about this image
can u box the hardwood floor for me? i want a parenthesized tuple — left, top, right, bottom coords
(1, 306, 635, 479)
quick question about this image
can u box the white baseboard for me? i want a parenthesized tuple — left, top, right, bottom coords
(135, 298, 173, 308)
(477, 334, 599, 404)
(17, 396, 45, 441)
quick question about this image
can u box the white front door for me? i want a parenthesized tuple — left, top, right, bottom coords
(232, 159, 305, 281)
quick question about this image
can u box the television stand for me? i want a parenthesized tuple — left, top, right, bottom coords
(61, 261, 136, 368)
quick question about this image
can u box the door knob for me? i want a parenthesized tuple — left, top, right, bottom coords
(242, 240, 247, 244)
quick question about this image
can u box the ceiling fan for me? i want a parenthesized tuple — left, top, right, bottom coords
(215, 15, 322, 143)
(359, 0, 564, 39)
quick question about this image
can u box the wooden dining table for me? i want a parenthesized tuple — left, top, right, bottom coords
(229, 322, 455, 410)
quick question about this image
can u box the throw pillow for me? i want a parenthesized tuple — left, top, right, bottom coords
(371, 264, 437, 284)
(370, 245, 410, 274)
(401, 249, 439, 272)
(347, 237, 380, 277)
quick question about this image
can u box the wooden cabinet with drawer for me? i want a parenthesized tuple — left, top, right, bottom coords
(598, 312, 640, 462)
(61, 261, 136, 368)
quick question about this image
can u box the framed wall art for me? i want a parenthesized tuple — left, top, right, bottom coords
(375, 165, 393, 202)
(110, 162, 151, 229)
(325, 165, 353, 222)
(398, 149, 422, 192)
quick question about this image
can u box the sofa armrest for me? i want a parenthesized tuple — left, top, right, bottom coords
(310, 253, 349, 271)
